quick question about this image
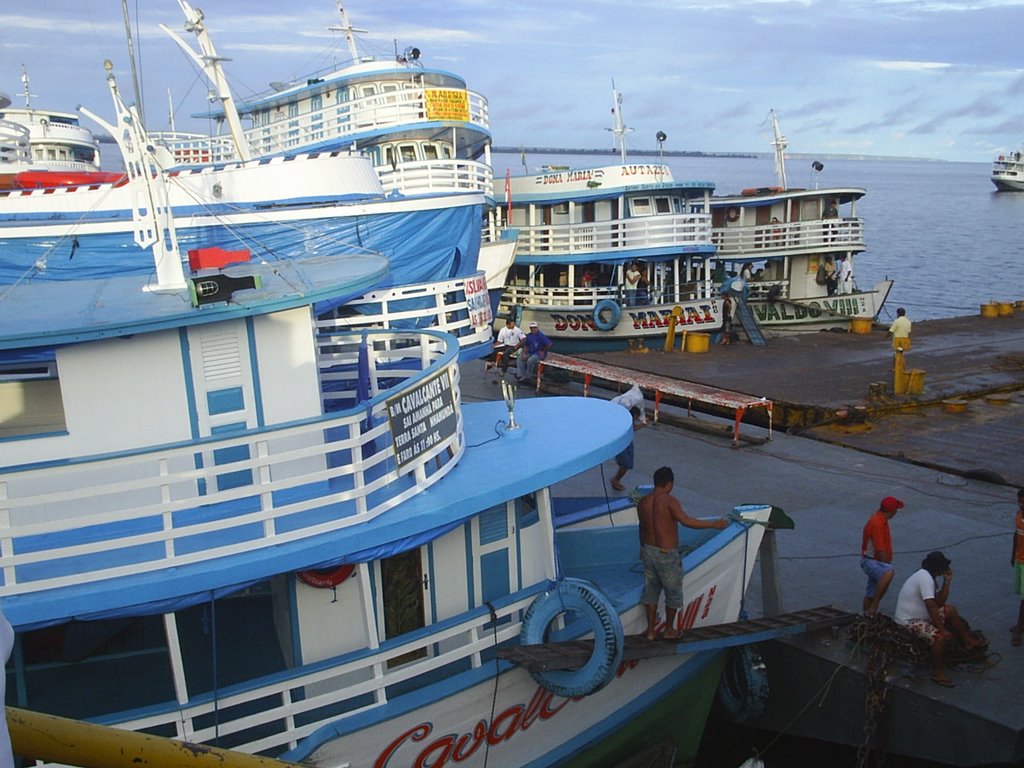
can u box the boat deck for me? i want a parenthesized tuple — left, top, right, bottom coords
(459, 311, 1024, 765)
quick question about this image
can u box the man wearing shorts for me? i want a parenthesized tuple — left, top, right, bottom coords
(861, 496, 903, 617)
(894, 551, 983, 687)
(637, 467, 728, 641)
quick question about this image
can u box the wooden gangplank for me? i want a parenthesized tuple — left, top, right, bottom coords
(499, 606, 853, 672)
(536, 352, 773, 446)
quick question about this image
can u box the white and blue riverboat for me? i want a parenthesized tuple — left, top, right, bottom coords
(493, 87, 723, 350)
(0, 67, 772, 768)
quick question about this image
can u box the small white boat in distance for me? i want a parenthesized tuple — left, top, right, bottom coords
(992, 146, 1024, 191)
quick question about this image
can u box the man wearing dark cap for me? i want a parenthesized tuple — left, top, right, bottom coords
(860, 496, 903, 617)
(894, 551, 984, 687)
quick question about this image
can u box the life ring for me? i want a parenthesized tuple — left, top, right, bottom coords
(716, 645, 770, 723)
(726, 207, 740, 223)
(593, 299, 621, 331)
(519, 578, 624, 697)
(297, 564, 356, 588)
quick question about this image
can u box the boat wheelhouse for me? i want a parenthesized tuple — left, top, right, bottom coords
(710, 111, 892, 333)
(153, 3, 492, 199)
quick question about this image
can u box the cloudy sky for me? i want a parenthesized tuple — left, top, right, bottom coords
(5, 0, 1023, 162)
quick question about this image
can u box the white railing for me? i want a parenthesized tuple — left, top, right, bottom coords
(0, 331, 462, 598)
(0, 120, 32, 166)
(153, 87, 489, 165)
(376, 159, 493, 196)
(712, 218, 864, 257)
(151, 132, 238, 166)
(513, 213, 712, 258)
(93, 589, 539, 757)
(500, 281, 712, 309)
(316, 274, 494, 361)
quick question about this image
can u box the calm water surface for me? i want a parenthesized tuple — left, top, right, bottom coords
(493, 152, 1024, 326)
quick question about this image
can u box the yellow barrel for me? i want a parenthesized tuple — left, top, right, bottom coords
(942, 399, 968, 414)
(980, 302, 999, 318)
(906, 369, 925, 394)
(998, 302, 1014, 317)
(849, 317, 873, 334)
(685, 332, 710, 353)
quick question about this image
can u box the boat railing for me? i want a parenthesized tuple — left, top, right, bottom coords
(88, 585, 545, 758)
(512, 213, 712, 258)
(151, 132, 240, 166)
(315, 272, 494, 366)
(376, 158, 493, 196)
(501, 281, 711, 309)
(155, 87, 489, 164)
(0, 121, 33, 166)
(712, 218, 864, 257)
(0, 330, 464, 601)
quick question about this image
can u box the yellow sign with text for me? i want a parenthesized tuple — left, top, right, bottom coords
(425, 89, 470, 122)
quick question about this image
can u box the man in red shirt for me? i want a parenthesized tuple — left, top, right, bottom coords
(861, 496, 904, 617)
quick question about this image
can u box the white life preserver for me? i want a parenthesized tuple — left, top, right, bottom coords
(593, 298, 621, 331)
(519, 578, 624, 697)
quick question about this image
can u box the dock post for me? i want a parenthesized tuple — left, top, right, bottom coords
(893, 348, 908, 395)
(760, 528, 783, 617)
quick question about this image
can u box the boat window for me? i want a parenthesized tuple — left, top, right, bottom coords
(0, 361, 66, 439)
(311, 94, 323, 113)
(441, 144, 452, 159)
(422, 144, 440, 161)
(655, 197, 672, 214)
(11, 615, 176, 720)
(630, 197, 653, 216)
(359, 85, 377, 98)
(398, 144, 417, 163)
(383, 146, 396, 168)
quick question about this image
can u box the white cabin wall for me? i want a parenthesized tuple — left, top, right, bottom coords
(429, 524, 470, 623)
(252, 308, 322, 425)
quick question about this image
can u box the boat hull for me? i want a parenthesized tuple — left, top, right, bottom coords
(748, 281, 893, 334)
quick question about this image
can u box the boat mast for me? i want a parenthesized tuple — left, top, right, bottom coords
(19, 66, 33, 109)
(769, 108, 788, 190)
(160, 1, 252, 161)
(79, 61, 185, 293)
(121, 0, 146, 127)
(607, 80, 633, 163)
(328, 2, 367, 62)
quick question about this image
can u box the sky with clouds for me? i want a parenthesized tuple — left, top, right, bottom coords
(4, 0, 1023, 163)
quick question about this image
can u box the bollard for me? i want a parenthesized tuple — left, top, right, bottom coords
(893, 348, 907, 394)
(664, 306, 683, 351)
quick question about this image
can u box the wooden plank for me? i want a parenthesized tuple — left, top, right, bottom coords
(498, 606, 855, 671)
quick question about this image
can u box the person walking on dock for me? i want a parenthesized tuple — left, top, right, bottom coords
(894, 551, 984, 687)
(637, 467, 728, 641)
(888, 307, 912, 350)
(1011, 488, 1024, 646)
(861, 496, 903, 617)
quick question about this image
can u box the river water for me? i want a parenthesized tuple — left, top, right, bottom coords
(493, 152, 1024, 327)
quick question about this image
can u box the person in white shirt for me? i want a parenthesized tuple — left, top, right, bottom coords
(838, 257, 853, 294)
(894, 551, 984, 687)
(494, 318, 526, 376)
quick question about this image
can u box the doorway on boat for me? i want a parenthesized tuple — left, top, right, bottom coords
(381, 549, 427, 667)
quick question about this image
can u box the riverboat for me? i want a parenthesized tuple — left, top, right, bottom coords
(493, 86, 721, 350)
(0, 20, 493, 358)
(710, 111, 892, 334)
(992, 146, 1024, 191)
(0, 71, 772, 768)
(0, 68, 121, 190)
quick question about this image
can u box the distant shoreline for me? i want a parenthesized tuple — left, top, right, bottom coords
(494, 146, 944, 163)
(493, 146, 756, 159)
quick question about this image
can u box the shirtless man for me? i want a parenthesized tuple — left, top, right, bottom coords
(637, 466, 729, 640)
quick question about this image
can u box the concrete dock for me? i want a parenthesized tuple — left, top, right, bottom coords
(461, 312, 1024, 766)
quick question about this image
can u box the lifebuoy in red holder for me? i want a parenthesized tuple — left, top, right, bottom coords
(297, 564, 356, 588)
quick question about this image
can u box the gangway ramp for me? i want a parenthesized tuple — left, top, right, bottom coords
(537, 352, 773, 446)
(498, 606, 853, 671)
(735, 296, 766, 346)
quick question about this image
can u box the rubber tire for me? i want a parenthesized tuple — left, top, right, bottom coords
(717, 644, 770, 723)
(593, 299, 621, 331)
(519, 578, 624, 697)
